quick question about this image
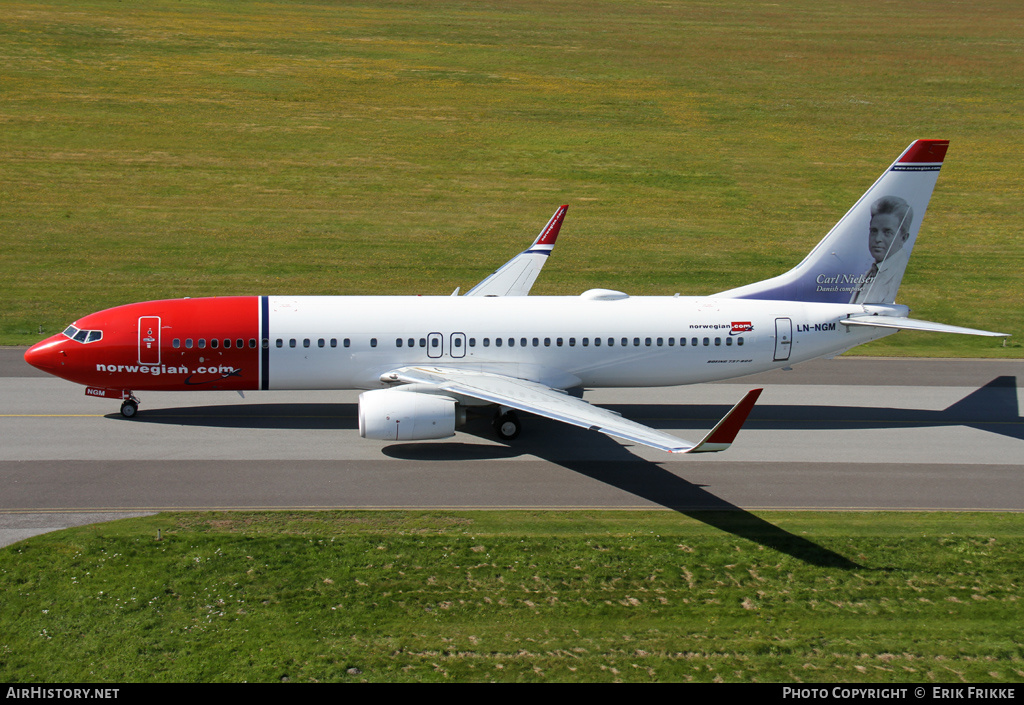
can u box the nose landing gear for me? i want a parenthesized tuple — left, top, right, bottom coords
(120, 394, 140, 418)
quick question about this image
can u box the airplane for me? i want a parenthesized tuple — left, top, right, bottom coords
(24, 139, 1008, 454)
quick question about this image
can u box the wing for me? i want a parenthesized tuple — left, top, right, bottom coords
(463, 205, 567, 297)
(381, 366, 762, 454)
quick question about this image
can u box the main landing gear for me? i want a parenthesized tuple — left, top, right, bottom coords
(493, 409, 521, 441)
(120, 394, 140, 418)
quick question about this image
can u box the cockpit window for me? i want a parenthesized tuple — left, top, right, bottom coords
(63, 325, 103, 344)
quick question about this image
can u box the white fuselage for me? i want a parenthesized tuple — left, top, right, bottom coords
(263, 293, 891, 391)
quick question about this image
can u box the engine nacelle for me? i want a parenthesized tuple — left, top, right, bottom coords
(358, 388, 461, 441)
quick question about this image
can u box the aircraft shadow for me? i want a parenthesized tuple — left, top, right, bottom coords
(593, 375, 1023, 442)
(121, 375, 1022, 441)
(385, 422, 861, 569)
(117, 376, 1019, 568)
(110, 403, 358, 430)
(123, 401, 860, 567)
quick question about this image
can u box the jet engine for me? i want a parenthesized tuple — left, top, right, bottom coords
(358, 388, 465, 441)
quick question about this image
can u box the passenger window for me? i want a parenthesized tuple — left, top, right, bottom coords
(495, 338, 502, 347)
(557, 338, 563, 347)
(544, 338, 551, 347)
(692, 338, 698, 346)
(715, 337, 721, 346)
(396, 338, 403, 347)
(211, 338, 219, 349)
(303, 339, 310, 348)
(330, 339, 337, 348)
(703, 338, 710, 346)
(343, 339, 350, 348)
(568, 338, 575, 347)
(726, 337, 733, 346)
(520, 338, 527, 347)
(289, 339, 296, 348)
(276, 339, 283, 348)
(532, 338, 539, 347)
(186, 339, 194, 349)
(371, 338, 378, 348)
(319, 338, 325, 348)
(737, 337, 744, 346)
(198, 339, 206, 349)
(173, 339, 181, 349)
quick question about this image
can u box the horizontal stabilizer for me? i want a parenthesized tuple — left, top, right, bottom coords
(839, 315, 1008, 337)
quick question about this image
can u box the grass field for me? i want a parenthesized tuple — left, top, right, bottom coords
(2, 510, 1023, 683)
(1, 0, 1021, 354)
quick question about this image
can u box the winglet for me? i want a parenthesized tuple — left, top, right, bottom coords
(685, 388, 763, 453)
(464, 205, 568, 297)
(530, 204, 567, 251)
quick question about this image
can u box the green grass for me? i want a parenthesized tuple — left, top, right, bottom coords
(2, 0, 1021, 355)
(2, 510, 1022, 682)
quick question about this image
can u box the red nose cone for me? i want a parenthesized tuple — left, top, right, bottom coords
(24, 336, 67, 375)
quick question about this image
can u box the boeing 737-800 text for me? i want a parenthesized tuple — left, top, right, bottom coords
(24, 140, 1007, 453)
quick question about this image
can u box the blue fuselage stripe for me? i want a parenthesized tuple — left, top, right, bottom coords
(260, 295, 270, 390)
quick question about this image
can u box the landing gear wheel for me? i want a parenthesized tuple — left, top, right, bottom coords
(120, 399, 139, 418)
(493, 410, 521, 441)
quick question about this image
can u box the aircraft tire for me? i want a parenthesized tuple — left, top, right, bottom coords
(120, 399, 138, 418)
(494, 410, 521, 441)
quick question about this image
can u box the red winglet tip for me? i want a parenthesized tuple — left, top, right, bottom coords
(898, 139, 949, 164)
(705, 388, 763, 444)
(536, 205, 567, 245)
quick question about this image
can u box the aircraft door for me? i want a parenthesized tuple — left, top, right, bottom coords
(427, 332, 443, 359)
(138, 316, 161, 365)
(450, 332, 466, 358)
(774, 317, 792, 361)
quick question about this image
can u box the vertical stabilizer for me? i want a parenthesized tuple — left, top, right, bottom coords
(717, 140, 948, 304)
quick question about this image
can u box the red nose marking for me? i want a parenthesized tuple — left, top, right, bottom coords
(24, 336, 67, 374)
